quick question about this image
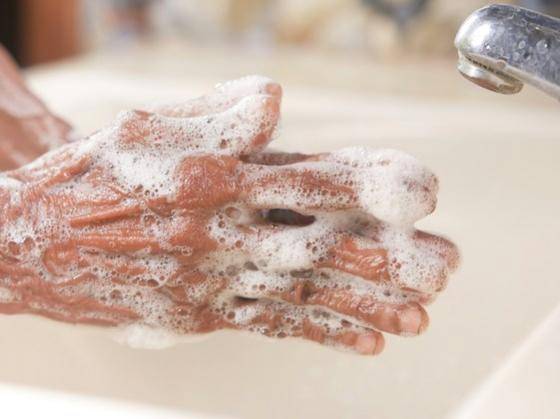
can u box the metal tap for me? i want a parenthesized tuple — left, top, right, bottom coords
(455, 3, 560, 100)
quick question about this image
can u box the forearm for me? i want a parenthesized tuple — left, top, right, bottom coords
(0, 45, 73, 170)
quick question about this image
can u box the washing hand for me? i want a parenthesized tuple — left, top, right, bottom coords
(0, 75, 458, 355)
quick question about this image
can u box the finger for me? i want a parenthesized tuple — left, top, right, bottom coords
(280, 283, 429, 336)
(241, 161, 358, 213)
(115, 93, 280, 156)
(298, 315, 384, 355)
(334, 328, 385, 355)
(414, 230, 460, 273)
(180, 94, 280, 155)
(226, 269, 428, 336)
(223, 297, 384, 355)
(241, 148, 438, 225)
(238, 219, 451, 296)
(240, 223, 389, 285)
(324, 148, 439, 225)
(150, 75, 282, 118)
(319, 231, 452, 295)
(359, 220, 459, 273)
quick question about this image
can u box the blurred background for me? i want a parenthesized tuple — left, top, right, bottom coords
(2, 0, 560, 67)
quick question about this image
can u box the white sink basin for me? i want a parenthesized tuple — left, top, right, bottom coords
(2, 47, 559, 419)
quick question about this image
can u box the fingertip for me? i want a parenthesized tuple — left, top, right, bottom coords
(445, 241, 461, 273)
(414, 231, 461, 273)
(399, 303, 429, 336)
(336, 329, 384, 355)
(265, 82, 283, 100)
(356, 332, 385, 356)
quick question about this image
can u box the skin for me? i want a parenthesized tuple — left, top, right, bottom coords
(0, 55, 458, 355)
(0, 45, 73, 170)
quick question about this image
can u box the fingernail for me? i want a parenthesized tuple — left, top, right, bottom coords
(356, 333, 384, 355)
(399, 305, 429, 336)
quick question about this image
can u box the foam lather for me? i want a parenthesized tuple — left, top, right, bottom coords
(0, 75, 459, 356)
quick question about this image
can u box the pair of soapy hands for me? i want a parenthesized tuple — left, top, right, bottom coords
(0, 46, 458, 355)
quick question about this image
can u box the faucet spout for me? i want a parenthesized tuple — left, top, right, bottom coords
(455, 4, 560, 100)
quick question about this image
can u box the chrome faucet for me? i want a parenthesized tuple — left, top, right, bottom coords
(455, 3, 560, 100)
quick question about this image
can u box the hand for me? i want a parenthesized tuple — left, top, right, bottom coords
(0, 76, 458, 355)
(0, 45, 73, 170)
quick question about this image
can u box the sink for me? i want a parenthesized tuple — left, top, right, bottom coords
(2, 46, 559, 419)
